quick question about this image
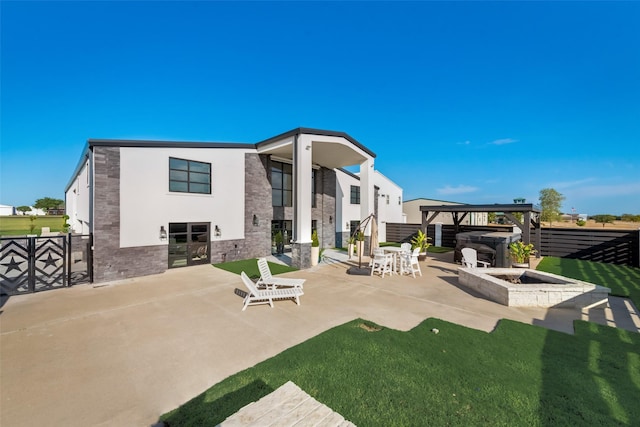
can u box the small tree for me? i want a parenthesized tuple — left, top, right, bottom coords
(539, 188, 565, 225)
(29, 215, 37, 234)
(592, 214, 616, 227)
(62, 214, 71, 233)
(16, 206, 31, 215)
(621, 213, 640, 222)
(34, 197, 64, 214)
(487, 212, 496, 223)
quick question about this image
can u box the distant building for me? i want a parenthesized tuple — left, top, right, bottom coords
(13, 207, 47, 216)
(0, 204, 16, 216)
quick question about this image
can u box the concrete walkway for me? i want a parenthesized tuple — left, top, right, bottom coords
(1, 251, 638, 426)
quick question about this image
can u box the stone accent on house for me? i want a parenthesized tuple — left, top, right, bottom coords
(210, 239, 247, 264)
(93, 146, 166, 283)
(243, 153, 273, 259)
(317, 167, 336, 250)
(292, 242, 312, 269)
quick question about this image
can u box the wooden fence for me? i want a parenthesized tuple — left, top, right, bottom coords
(386, 223, 640, 267)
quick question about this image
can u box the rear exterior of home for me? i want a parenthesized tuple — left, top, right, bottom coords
(65, 128, 403, 283)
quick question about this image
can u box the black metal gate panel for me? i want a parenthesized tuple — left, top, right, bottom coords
(0, 234, 93, 296)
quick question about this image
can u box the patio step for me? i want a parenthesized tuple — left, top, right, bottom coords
(217, 381, 356, 426)
(581, 296, 640, 333)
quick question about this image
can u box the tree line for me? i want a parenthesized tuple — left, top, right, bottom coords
(16, 197, 64, 214)
(539, 189, 640, 226)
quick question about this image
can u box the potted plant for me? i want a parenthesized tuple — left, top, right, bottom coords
(509, 240, 536, 268)
(62, 214, 71, 234)
(274, 230, 284, 255)
(411, 229, 431, 261)
(311, 230, 320, 266)
(347, 235, 356, 259)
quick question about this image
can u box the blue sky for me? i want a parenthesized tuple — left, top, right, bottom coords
(1, 1, 639, 215)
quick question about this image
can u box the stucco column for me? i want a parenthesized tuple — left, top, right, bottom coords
(292, 134, 313, 268)
(359, 158, 375, 226)
(359, 158, 375, 255)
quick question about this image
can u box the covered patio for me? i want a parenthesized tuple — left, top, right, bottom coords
(420, 203, 543, 257)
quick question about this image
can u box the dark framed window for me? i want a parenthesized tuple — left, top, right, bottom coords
(272, 161, 293, 207)
(311, 169, 317, 208)
(350, 185, 360, 204)
(169, 157, 211, 194)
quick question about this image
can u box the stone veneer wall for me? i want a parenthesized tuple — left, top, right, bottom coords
(92, 146, 166, 283)
(237, 153, 272, 260)
(292, 242, 312, 269)
(316, 167, 336, 250)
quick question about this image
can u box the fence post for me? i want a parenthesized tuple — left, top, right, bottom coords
(27, 236, 36, 293)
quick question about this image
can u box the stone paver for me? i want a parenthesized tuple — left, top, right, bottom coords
(1, 251, 637, 427)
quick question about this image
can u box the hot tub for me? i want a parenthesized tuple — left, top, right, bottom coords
(458, 268, 610, 308)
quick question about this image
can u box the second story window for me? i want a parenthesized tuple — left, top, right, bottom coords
(169, 157, 211, 194)
(272, 161, 292, 207)
(350, 185, 360, 204)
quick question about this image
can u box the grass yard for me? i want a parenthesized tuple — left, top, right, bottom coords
(213, 258, 298, 279)
(536, 257, 640, 308)
(161, 318, 640, 426)
(0, 215, 66, 236)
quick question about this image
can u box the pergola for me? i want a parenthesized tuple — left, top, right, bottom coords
(419, 203, 542, 257)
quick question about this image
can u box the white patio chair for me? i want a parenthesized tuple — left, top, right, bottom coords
(370, 250, 393, 278)
(400, 243, 412, 253)
(400, 247, 422, 278)
(461, 247, 490, 268)
(240, 271, 303, 311)
(256, 258, 305, 289)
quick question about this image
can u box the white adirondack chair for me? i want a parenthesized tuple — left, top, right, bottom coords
(400, 247, 422, 278)
(370, 249, 393, 278)
(240, 271, 303, 311)
(461, 247, 490, 268)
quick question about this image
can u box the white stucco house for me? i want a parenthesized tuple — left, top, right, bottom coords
(66, 128, 403, 283)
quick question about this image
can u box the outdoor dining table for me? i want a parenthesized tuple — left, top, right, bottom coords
(381, 246, 409, 274)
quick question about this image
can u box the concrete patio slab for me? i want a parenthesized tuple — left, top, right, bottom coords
(1, 251, 637, 426)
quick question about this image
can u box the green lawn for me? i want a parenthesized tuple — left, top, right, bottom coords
(536, 257, 640, 308)
(161, 318, 640, 426)
(0, 215, 66, 236)
(213, 258, 298, 279)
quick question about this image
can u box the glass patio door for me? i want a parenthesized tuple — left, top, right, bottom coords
(168, 222, 210, 268)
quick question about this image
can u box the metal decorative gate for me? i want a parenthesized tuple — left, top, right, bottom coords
(0, 234, 93, 296)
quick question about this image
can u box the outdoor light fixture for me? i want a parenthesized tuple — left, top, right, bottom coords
(329, 215, 333, 224)
(159, 226, 167, 241)
(253, 214, 259, 226)
(214, 225, 221, 237)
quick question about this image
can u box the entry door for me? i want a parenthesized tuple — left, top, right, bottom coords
(168, 222, 210, 268)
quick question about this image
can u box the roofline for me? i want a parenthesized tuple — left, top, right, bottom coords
(404, 197, 464, 204)
(256, 127, 376, 158)
(65, 143, 91, 193)
(419, 203, 541, 213)
(336, 167, 360, 181)
(88, 139, 256, 149)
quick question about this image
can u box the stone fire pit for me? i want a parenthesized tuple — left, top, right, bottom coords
(458, 268, 610, 308)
